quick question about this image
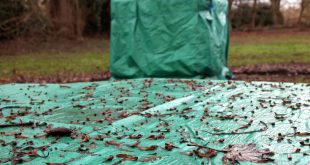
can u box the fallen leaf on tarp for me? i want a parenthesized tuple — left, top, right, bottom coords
(116, 154, 138, 161)
(12, 158, 34, 164)
(73, 104, 86, 109)
(85, 92, 93, 98)
(294, 132, 310, 137)
(222, 143, 274, 164)
(193, 148, 217, 158)
(0, 139, 5, 145)
(164, 142, 178, 151)
(216, 115, 237, 120)
(45, 127, 72, 137)
(140, 156, 161, 162)
(105, 140, 122, 148)
(126, 141, 158, 151)
(146, 133, 165, 140)
(87, 142, 97, 150)
(103, 155, 114, 162)
(15, 133, 28, 139)
(81, 134, 90, 142)
(119, 112, 129, 118)
(230, 93, 242, 100)
(26, 150, 38, 157)
(137, 145, 158, 151)
(128, 134, 143, 139)
(0, 158, 11, 164)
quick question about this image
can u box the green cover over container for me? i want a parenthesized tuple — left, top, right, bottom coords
(111, 0, 232, 79)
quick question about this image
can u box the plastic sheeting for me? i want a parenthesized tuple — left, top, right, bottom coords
(110, 0, 232, 79)
(0, 79, 309, 164)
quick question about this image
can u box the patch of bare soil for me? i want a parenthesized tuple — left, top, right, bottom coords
(0, 63, 309, 84)
(0, 72, 110, 84)
(231, 63, 310, 83)
(0, 36, 107, 56)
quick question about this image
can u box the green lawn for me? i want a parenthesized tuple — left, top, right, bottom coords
(229, 31, 310, 66)
(0, 52, 109, 77)
(0, 31, 310, 81)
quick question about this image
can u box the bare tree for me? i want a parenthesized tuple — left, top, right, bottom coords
(49, 0, 86, 39)
(0, 0, 48, 38)
(270, 0, 283, 25)
(228, 0, 234, 29)
(298, 0, 310, 25)
(251, 0, 258, 28)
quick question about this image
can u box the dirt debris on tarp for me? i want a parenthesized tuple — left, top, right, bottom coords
(0, 79, 309, 164)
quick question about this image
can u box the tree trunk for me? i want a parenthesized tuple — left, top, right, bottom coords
(49, 0, 86, 39)
(251, 0, 257, 28)
(228, 0, 234, 30)
(270, 0, 283, 25)
(298, 0, 305, 25)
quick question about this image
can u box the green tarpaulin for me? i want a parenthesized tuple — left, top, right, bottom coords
(111, 0, 232, 79)
(0, 79, 309, 164)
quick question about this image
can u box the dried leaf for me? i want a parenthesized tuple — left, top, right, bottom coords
(137, 145, 158, 151)
(127, 141, 158, 151)
(140, 156, 161, 162)
(222, 144, 274, 164)
(164, 142, 178, 151)
(81, 134, 90, 142)
(15, 134, 28, 139)
(129, 134, 143, 139)
(26, 150, 38, 157)
(116, 154, 138, 161)
(105, 140, 121, 148)
(73, 104, 86, 109)
(45, 127, 72, 137)
(193, 148, 217, 158)
(216, 115, 237, 120)
(146, 133, 165, 140)
(294, 132, 310, 137)
(119, 112, 129, 118)
(230, 93, 242, 100)
(103, 155, 114, 162)
(203, 108, 209, 116)
(0, 139, 5, 145)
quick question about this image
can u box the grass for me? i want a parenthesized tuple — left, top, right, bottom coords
(0, 52, 109, 77)
(229, 43, 310, 66)
(229, 31, 310, 66)
(0, 38, 110, 81)
(0, 30, 310, 81)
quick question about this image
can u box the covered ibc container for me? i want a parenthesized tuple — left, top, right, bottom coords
(110, 0, 232, 79)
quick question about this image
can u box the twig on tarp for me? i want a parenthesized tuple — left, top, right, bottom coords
(202, 121, 268, 135)
(0, 106, 31, 111)
(0, 122, 34, 128)
(287, 132, 310, 137)
(187, 142, 223, 153)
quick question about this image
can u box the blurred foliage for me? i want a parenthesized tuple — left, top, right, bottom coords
(80, 0, 110, 34)
(300, 0, 310, 25)
(0, 0, 110, 40)
(231, 3, 282, 30)
(0, 0, 309, 40)
(0, 0, 29, 39)
(0, 0, 51, 39)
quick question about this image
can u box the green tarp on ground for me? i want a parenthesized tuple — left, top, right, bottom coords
(111, 0, 231, 79)
(0, 79, 309, 164)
